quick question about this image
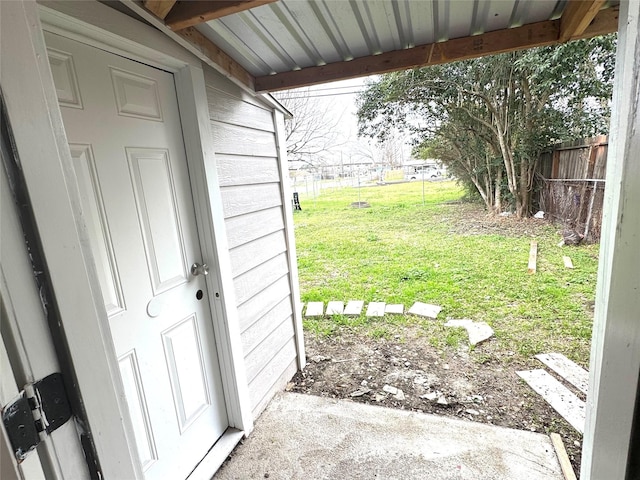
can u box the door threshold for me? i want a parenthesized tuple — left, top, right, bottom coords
(187, 428, 244, 480)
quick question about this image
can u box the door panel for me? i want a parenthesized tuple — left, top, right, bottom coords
(45, 32, 228, 480)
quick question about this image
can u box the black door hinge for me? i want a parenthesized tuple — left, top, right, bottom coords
(2, 373, 72, 462)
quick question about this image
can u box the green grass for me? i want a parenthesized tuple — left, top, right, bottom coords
(294, 180, 599, 366)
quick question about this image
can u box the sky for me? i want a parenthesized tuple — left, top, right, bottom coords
(284, 76, 414, 168)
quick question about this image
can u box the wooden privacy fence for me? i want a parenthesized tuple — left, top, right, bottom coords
(536, 135, 608, 243)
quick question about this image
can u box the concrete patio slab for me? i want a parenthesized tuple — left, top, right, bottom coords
(215, 392, 562, 480)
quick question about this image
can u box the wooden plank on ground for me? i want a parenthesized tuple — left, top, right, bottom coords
(326, 301, 344, 315)
(550, 432, 578, 480)
(528, 241, 538, 274)
(305, 302, 324, 317)
(563, 256, 574, 269)
(517, 369, 585, 433)
(535, 353, 589, 394)
(344, 300, 364, 316)
(365, 302, 386, 317)
(408, 302, 442, 319)
(385, 304, 404, 315)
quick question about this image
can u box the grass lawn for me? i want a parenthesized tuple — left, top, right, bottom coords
(293, 180, 599, 366)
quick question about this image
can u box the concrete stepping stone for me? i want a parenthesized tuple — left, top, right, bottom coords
(305, 302, 324, 317)
(326, 301, 344, 315)
(517, 369, 586, 433)
(366, 302, 386, 317)
(385, 304, 404, 315)
(344, 300, 364, 316)
(466, 322, 494, 346)
(408, 302, 442, 319)
(444, 319, 494, 346)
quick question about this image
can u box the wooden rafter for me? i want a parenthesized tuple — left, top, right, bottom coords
(559, 0, 607, 42)
(177, 27, 255, 89)
(165, 0, 278, 31)
(254, 6, 618, 92)
(143, 0, 177, 20)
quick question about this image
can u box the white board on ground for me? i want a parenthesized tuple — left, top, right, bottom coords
(344, 301, 364, 316)
(385, 304, 404, 315)
(563, 256, 574, 269)
(535, 353, 589, 395)
(517, 369, 585, 433)
(365, 302, 386, 317)
(305, 302, 324, 317)
(326, 301, 344, 315)
(408, 302, 442, 319)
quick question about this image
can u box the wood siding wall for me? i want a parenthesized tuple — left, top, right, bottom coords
(204, 68, 298, 418)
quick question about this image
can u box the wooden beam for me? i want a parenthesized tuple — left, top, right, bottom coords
(572, 4, 619, 40)
(143, 0, 177, 20)
(560, 0, 606, 43)
(166, 0, 277, 31)
(550, 433, 578, 480)
(256, 18, 559, 91)
(254, 7, 618, 92)
(528, 241, 538, 274)
(177, 27, 254, 89)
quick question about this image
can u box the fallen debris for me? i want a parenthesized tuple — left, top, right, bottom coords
(550, 433, 578, 480)
(444, 319, 494, 346)
(528, 241, 538, 274)
(534, 211, 545, 219)
(535, 353, 588, 395)
(563, 256, 574, 269)
(350, 387, 371, 398)
(517, 369, 585, 433)
(382, 385, 405, 401)
(310, 355, 331, 363)
(408, 302, 442, 319)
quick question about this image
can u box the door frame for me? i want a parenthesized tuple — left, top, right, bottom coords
(2, 1, 252, 478)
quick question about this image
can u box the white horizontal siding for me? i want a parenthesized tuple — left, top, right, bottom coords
(225, 207, 284, 249)
(237, 276, 291, 333)
(249, 343, 297, 417)
(245, 318, 295, 383)
(241, 297, 293, 354)
(206, 67, 299, 419)
(220, 183, 282, 218)
(212, 122, 278, 157)
(217, 154, 280, 187)
(229, 230, 287, 277)
(206, 87, 274, 133)
(234, 253, 289, 305)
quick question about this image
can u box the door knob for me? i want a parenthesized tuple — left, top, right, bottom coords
(190, 262, 209, 276)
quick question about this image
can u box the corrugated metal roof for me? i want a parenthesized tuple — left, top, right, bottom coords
(196, 0, 567, 77)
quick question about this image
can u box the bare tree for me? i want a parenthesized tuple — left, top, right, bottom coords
(273, 88, 345, 169)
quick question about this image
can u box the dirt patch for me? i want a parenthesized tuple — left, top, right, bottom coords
(442, 203, 555, 238)
(291, 326, 584, 477)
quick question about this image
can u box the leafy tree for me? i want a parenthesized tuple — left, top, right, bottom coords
(357, 35, 616, 217)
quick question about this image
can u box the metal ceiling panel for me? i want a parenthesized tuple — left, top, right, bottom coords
(194, 0, 581, 78)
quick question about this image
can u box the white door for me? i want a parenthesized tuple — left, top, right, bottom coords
(45, 32, 228, 480)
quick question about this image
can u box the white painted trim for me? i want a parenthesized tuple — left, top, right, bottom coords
(38, 1, 200, 71)
(174, 65, 254, 433)
(187, 428, 244, 480)
(1, 1, 141, 478)
(273, 110, 306, 370)
(0, 150, 88, 478)
(581, 1, 640, 478)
